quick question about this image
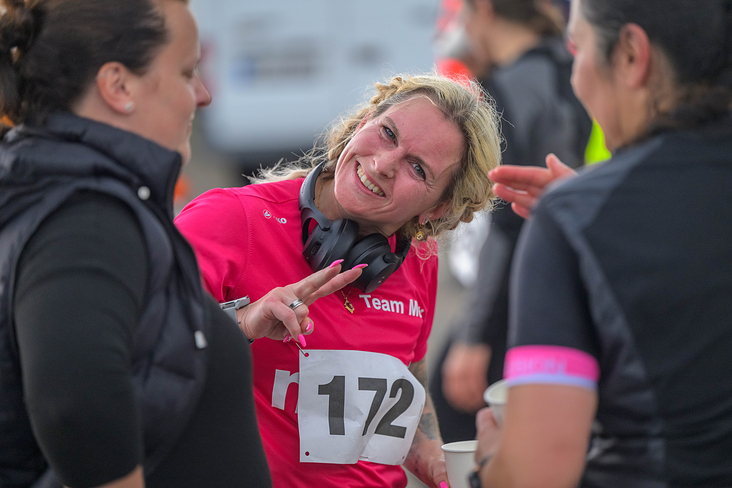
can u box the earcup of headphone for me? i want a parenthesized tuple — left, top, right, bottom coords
(344, 234, 402, 293)
(303, 217, 360, 271)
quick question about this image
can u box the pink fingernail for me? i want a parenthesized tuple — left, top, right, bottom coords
(298, 334, 307, 347)
(305, 321, 313, 333)
(283, 335, 291, 343)
(353, 263, 368, 269)
(329, 259, 344, 268)
(440, 482, 448, 488)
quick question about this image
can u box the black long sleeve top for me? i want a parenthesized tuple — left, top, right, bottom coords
(14, 191, 271, 488)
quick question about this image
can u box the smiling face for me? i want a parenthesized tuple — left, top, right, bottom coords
(129, 0, 211, 164)
(330, 96, 465, 237)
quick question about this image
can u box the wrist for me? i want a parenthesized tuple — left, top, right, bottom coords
(238, 310, 255, 343)
(468, 454, 492, 488)
(405, 442, 443, 479)
(220, 296, 254, 343)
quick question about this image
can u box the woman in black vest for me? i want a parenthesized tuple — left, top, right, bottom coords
(474, 0, 732, 486)
(0, 1, 360, 487)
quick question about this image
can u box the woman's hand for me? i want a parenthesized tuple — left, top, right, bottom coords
(424, 454, 450, 488)
(235, 261, 364, 343)
(442, 342, 492, 413)
(489, 154, 577, 219)
(474, 407, 502, 468)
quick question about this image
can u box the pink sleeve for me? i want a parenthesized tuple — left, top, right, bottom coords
(175, 189, 249, 302)
(412, 250, 439, 363)
(504, 345, 600, 390)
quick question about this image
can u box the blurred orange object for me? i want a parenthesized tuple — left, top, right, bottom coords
(174, 174, 191, 205)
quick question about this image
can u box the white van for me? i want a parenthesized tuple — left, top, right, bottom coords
(191, 0, 440, 167)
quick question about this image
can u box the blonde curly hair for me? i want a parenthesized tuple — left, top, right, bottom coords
(254, 73, 502, 242)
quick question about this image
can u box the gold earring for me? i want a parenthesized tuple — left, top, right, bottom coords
(415, 224, 426, 241)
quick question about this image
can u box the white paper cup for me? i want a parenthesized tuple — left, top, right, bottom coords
(483, 379, 508, 426)
(441, 440, 478, 488)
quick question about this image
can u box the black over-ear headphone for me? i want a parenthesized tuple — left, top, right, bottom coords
(299, 163, 412, 293)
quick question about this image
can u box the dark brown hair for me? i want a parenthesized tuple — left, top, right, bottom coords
(0, 0, 185, 129)
(465, 0, 565, 37)
(581, 0, 732, 131)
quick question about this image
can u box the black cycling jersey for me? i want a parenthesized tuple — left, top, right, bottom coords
(510, 117, 732, 487)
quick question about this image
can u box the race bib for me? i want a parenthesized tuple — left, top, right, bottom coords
(298, 349, 426, 465)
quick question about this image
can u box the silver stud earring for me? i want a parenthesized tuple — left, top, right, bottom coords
(124, 101, 134, 113)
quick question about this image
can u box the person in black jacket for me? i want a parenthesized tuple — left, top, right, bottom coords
(0, 1, 360, 487)
(430, 0, 591, 443)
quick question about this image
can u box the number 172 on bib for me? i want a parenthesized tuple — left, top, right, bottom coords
(298, 350, 426, 465)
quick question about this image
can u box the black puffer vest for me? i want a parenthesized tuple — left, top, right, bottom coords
(0, 113, 210, 487)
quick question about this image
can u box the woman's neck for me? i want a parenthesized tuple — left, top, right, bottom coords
(314, 174, 344, 222)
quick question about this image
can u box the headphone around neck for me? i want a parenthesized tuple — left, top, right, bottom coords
(299, 163, 412, 293)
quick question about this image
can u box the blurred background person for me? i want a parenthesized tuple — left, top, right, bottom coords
(429, 0, 592, 443)
(175, 73, 502, 488)
(434, 0, 490, 84)
(474, 0, 732, 486)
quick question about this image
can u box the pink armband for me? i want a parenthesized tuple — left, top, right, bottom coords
(504, 345, 600, 390)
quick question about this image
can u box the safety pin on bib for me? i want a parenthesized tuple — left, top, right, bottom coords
(293, 340, 309, 357)
(284, 334, 309, 357)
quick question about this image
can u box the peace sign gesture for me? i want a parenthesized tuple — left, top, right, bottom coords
(235, 260, 365, 345)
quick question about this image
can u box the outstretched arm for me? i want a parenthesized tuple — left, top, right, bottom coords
(404, 358, 450, 488)
(489, 154, 577, 219)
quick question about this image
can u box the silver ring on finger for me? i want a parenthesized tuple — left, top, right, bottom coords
(288, 298, 305, 310)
